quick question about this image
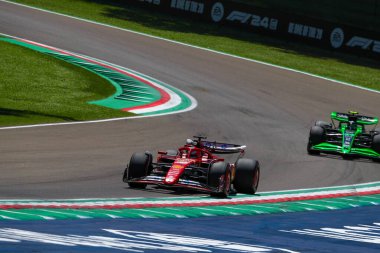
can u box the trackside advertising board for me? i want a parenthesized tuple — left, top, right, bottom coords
(135, 0, 380, 59)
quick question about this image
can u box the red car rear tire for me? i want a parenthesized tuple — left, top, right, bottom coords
(234, 159, 260, 194)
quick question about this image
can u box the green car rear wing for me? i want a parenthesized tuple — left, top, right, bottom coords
(331, 112, 379, 125)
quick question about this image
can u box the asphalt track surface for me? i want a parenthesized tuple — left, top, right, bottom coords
(0, 1, 379, 199)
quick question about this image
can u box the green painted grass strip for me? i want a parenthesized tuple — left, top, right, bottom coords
(2, 194, 379, 221)
(2, 181, 380, 205)
(1, 37, 161, 110)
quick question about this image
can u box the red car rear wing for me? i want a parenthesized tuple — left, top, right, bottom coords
(201, 141, 246, 154)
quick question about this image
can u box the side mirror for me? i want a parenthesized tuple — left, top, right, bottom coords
(158, 151, 167, 155)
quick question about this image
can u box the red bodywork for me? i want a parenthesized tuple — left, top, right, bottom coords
(125, 139, 246, 193)
(159, 146, 223, 186)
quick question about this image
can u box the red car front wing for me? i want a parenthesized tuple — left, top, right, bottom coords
(127, 175, 218, 193)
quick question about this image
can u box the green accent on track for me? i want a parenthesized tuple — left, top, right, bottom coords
(0, 37, 161, 111)
(46, 52, 162, 110)
(98, 62, 195, 115)
(1, 194, 379, 221)
(2, 181, 380, 205)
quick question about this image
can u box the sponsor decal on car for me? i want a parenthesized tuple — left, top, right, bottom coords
(178, 179, 203, 187)
(343, 133, 354, 147)
(176, 158, 193, 164)
(172, 164, 183, 169)
(336, 113, 349, 119)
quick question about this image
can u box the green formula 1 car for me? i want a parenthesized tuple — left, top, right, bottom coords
(307, 111, 380, 162)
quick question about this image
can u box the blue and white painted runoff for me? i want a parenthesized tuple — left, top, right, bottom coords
(0, 206, 379, 252)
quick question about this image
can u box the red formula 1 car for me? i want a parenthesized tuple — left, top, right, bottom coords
(123, 136, 260, 197)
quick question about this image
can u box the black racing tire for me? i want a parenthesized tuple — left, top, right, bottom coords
(374, 128, 380, 135)
(307, 126, 324, 155)
(373, 134, 380, 152)
(234, 159, 260, 194)
(125, 152, 152, 189)
(315, 121, 331, 129)
(307, 141, 320, 155)
(310, 126, 325, 143)
(372, 135, 380, 162)
(208, 162, 231, 198)
(122, 167, 129, 182)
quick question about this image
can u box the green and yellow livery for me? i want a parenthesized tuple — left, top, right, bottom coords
(307, 111, 380, 162)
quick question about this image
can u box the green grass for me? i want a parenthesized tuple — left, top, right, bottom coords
(0, 40, 132, 127)
(9, 0, 380, 92)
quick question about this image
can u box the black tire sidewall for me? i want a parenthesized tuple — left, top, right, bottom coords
(127, 152, 152, 188)
(128, 152, 150, 179)
(208, 162, 230, 197)
(234, 159, 260, 194)
(373, 135, 380, 154)
(309, 126, 325, 145)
